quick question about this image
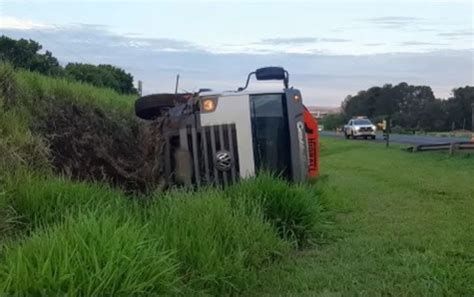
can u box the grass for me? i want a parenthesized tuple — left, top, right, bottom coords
(146, 189, 289, 295)
(0, 174, 324, 296)
(226, 174, 331, 248)
(0, 211, 181, 296)
(253, 138, 474, 297)
(2, 62, 135, 115)
(0, 62, 135, 173)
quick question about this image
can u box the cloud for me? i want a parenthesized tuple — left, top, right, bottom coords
(2, 23, 201, 62)
(254, 37, 351, 47)
(0, 16, 55, 30)
(259, 37, 319, 45)
(364, 43, 385, 46)
(438, 30, 474, 38)
(258, 37, 351, 45)
(320, 38, 351, 42)
(365, 16, 424, 28)
(399, 41, 447, 46)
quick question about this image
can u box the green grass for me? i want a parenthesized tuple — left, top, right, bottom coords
(253, 138, 474, 296)
(0, 172, 325, 296)
(226, 174, 331, 248)
(0, 211, 181, 296)
(0, 62, 135, 173)
(146, 189, 289, 295)
(3, 62, 135, 115)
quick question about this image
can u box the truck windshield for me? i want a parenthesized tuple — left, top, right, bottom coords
(250, 94, 291, 178)
(354, 119, 372, 125)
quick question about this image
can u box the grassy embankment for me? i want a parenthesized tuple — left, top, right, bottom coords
(0, 63, 330, 296)
(254, 138, 474, 296)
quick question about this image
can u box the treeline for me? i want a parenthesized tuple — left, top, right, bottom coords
(322, 83, 474, 132)
(0, 35, 137, 95)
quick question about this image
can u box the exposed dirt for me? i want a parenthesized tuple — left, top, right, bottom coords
(33, 102, 167, 193)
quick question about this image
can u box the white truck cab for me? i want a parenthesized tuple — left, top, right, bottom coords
(135, 67, 319, 187)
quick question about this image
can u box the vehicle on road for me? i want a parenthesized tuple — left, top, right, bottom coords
(344, 117, 376, 140)
(135, 67, 320, 187)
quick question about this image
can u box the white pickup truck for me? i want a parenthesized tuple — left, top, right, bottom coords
(344, 117, 377, 140)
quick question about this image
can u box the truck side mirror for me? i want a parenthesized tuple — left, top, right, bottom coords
(255, 67, 286, 81)
(238, 66, 289, 91)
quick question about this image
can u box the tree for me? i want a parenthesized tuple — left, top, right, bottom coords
(445, 86, 474, 131)
(0, 35, 63, 76)
(320, 113, 346, 130)
(0, 36, 138, 95)
(341, 82, 444, 131)
(65, 63, 138, 95)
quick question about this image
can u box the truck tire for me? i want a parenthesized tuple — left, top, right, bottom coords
(135, 94, 179, 120)
(345, 132, 350, 139)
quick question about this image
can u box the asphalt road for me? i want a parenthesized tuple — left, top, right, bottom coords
(320, 131, 471, 145)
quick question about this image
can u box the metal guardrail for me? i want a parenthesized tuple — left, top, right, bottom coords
(406, 141, 474, 154)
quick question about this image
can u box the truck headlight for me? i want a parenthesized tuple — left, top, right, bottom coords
(201, 97, 218, 113)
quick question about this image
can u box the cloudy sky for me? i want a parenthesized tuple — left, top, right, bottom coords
(1, 0, 473, 106)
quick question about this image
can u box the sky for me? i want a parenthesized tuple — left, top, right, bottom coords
(0, 0, 473, 106)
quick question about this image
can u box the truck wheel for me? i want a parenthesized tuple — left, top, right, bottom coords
(371, 135, 376, 140)
(351, 131, 354, 139)
(364, 136, 368, 140)
(345, 132, 349, 139)
(135, 94, 181, 120)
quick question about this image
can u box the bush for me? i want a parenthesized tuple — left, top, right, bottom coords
(147, 189, 288, 295)
(227, 174, 329, 248)
(0, 211, 181, 296)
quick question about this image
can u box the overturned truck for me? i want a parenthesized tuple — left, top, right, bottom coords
(135, 67, 319, 187)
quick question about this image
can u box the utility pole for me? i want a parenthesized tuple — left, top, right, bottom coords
(138, 80, 143, 96)
(471, 103, 474, 142)
(383, 118, 390, 147)
(174, 74, 180, 94)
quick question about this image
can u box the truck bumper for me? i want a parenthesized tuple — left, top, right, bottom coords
(353, 131, 376, 137)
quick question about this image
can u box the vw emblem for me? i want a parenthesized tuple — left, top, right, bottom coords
(215, 150, 232, 172)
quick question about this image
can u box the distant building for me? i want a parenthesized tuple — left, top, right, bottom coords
(306, 106, 341, 119)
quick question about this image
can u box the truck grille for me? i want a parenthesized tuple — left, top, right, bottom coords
(359, 127, 373, 132)
(164, 124, 240, 188)
(197, 124, 240, 187)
